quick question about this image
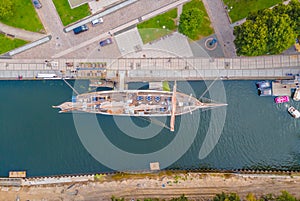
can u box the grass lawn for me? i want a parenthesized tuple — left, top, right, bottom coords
(0, 34, 28, 54)
(0, 0, 44, 32)
(137, 8, 177, 44)
(52, 0, 90, 26)
(182, 0, 214, 40)
(223, 0, 283, 22)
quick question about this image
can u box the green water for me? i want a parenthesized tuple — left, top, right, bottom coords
(0, 80, 299, 177)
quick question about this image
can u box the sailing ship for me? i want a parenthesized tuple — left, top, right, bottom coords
(53, 83, 227, 131)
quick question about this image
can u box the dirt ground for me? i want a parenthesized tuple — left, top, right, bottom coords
(1, 172, 300, 201)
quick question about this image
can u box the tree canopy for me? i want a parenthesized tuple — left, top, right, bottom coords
(178, 7, 204, 40)
(234, 0, 299, 56)
(213, 192, 241, 201)
(0, 0, 13, 19)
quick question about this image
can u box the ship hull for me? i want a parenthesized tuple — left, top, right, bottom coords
(54, 90, 213, 116)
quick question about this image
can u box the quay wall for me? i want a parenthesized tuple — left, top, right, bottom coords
(1, 168, 300, 187)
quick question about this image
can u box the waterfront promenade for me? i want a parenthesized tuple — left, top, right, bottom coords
(0, 54, 299, 80)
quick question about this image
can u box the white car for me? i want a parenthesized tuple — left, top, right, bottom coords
(91, 18, 103, 26)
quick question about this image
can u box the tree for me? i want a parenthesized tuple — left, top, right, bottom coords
(246, 193, 258, 201)
(273, 0, 300, 34)
(213, 192, 241, 201)
(276, 191, 299, 201)
(234, 20, 268, 56)
(0, 0, 13, 19)
(234, 7, 297, 56)
(266, 13, 296, 54)
(170, 194, 189, 201)
(178, 7, 204, 40)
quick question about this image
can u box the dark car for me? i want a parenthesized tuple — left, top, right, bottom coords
(99, 38, 113, 47)
(32, 0, 42, 9)
(73, 25, 89, 35)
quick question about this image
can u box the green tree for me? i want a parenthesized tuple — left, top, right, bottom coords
(246, 193, 258, 201)
(234, 7, 297, 56)
(111, 196, 125, 201)
(273, 0, 300, 34)
(170, 194, 189, 201)
(213, 192, 241, 201)
(234, 20, 268, 56)
(276, 191, 299, 201)
(266, 13, 296, 54)
(0, 0, 13, 19)
(179, 7, 204, 40)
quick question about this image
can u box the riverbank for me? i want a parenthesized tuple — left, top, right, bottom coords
(1, 172, 300, 200)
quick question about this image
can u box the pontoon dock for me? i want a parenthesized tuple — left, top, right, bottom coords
(272, 80, 300, 96)
(9, 171, 26, 178)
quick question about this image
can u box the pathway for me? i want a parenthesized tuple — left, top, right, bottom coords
(0, 22, 46, 41)
(202, 0, 237, 58)
(0, 55, 299, 79)
(34, 0, 72, 51)
(176, 3, 183, 25)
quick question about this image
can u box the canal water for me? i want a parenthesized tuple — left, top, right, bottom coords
(0, 80, 300, 177)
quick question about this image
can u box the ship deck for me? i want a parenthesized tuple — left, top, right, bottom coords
(57, 90, 203, 116)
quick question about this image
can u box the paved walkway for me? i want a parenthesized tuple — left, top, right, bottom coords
(0, 22, 46, 41)
(176, 3, 183, 25)
(35, 0, 72, 51)
(0, 54, 299, 79)
(202, 0, 236, 58)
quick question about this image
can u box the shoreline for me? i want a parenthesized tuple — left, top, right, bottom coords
(1, 171, 300, 200)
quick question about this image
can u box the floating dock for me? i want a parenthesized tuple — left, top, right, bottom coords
(89, 79, 114, 88)
(9, 171, 26, 178)
(150, 162, 160, 171)
(272, 79, 300, 96)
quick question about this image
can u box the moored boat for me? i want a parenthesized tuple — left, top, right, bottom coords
(288, 106, 300, 118)
(293, 88, 300, 101)
(256, 81, 271, 89)
(53, 90, 226, 116)
(274, 96, 289, 103)
(256, 81, 272, 96)
(258, 88, 272, 96)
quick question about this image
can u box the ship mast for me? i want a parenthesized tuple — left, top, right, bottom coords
(170, 81, 177, 132)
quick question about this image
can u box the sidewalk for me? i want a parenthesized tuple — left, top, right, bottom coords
(0, 22, 46, 41)
(202, 0, 237, 58)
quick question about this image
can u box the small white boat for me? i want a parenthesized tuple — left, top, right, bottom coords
(293, 88, 300, 101)
(288, 106, 300, 118)
(256, 81, 271, 89)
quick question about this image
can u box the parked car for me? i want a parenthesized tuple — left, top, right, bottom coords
(73, 25, 89, 35)
(99, 38, 113, 47)
(91, 18, 103, 26)
(32, 0, 42, 9)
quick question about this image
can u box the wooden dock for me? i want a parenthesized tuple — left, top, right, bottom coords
(272, 80, 299, 96)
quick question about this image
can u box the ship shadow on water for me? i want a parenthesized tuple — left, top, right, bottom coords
(95, 114, 179, 154)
